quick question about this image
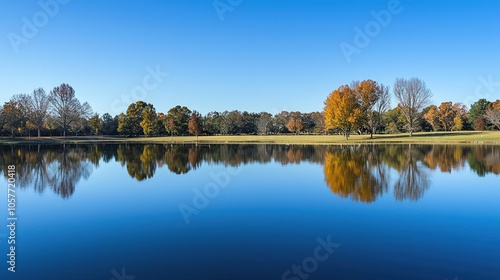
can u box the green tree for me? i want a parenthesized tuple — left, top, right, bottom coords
(2, 96, 28, 137)
(155, 113, 167, 136)
(122, 101, 148, 136)
(117, 113, 131, 135)
(203, 111, 222, 135)
(165, 105, 191, 136)
(219, 111, 231, 135)
(240, 111, 258, 134)
(87, 113, 103, 136)
(272, 111, 290, 134)
(102, 113, 118, 135)
(140, 104, 158, 136)
(468, 99, 490, 130)
(383, 106, 406, 134)
(226, 110, 244, 135)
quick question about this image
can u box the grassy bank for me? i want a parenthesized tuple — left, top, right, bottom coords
(1, 131, 499, 145)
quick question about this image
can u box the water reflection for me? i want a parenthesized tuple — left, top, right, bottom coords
(387, 145, 430, 201)
(324, 145, 389, 203)
(0, 145, 93, 198)
(0, 144, 498, 200)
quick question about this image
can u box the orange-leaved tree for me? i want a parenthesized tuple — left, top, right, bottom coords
(188, 110, 203, 141)
(423, 105, 441, 131)
(286, 115, 303, 135)
(425, 102, 466, 131)
(324, 85, 363, 140)
(353, 79, 385, 138)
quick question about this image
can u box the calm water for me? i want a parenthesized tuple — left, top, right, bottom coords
(0, 144, 499, 280)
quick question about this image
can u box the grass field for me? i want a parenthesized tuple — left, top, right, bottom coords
(1, 131, 499, 145)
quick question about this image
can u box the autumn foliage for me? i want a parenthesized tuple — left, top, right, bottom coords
(423, 102, 466, 131)
(324, 85, 361, 139)
(324, 80, 386, 139)
(1, 80, 500, 137)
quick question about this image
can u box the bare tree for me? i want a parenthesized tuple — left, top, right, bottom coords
(373, 84, 391, 133)
(49, 84, 92, 137)
(393, 145, 430, 201)
(256, 112, 272, 135)
(484, 108, 500, 130)
(28, 88, 50, 137)
(393, 78, 432, 137)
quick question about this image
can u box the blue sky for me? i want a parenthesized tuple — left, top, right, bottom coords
(1, 0, 500, 116)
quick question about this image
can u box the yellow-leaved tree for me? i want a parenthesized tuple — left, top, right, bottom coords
(324, 85, 363, 140)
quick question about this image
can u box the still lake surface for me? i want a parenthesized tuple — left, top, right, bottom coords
(0, 144, 499, 280)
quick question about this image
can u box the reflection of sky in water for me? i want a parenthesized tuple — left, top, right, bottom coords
(0, 144, 499, 280)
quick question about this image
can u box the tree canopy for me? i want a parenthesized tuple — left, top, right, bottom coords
(1, 80, 499, 138)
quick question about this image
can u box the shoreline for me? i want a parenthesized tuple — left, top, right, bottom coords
(1, 132, 499, 146)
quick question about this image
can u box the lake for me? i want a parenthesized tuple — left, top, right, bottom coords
(0, 144, 499, 280)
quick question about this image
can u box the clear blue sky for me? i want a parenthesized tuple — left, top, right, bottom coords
(1, 0, 500, 116)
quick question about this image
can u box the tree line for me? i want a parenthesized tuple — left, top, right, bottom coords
(324, 77, 500, 139)
(1, 84, 91, 137)
(1, 80, 499, 137)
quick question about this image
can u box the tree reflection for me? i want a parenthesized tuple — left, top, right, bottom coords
(162, 145, 193, 175)
(422, 145, 465, 173)
(467, 146, 500, 176)
(324, 145, 389, 203)
(389, 145, 430, 201)
(47, 146, 92, 198)
(0, 145, 93, 198)
(0, 143, 498, 199)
